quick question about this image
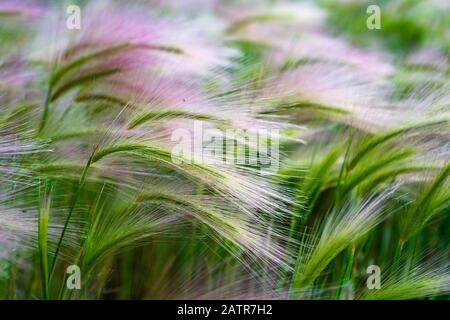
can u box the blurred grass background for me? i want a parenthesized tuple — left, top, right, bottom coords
(0, 0, 449, 299)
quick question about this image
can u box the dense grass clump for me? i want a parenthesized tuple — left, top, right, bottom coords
(0, 0, 448, 299)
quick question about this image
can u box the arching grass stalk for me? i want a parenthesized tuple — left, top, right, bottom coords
(288, 230, 308, 298)
(37, 44, 130, 134)
(334, 128, 353, 207)
(278, 145, 341, 290)
(38, 84, 53, 134)
(38, 60, 59, 134)
(37, 41, 187, 134)
(38, 181, 52, 299)
(335, 242, 356, 299)
(391, 238, 406, 279)
(48, 146, 98, 288)
(58, 184, 106, 300)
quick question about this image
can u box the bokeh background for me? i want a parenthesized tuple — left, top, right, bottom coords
(0, 0, 449, 299)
